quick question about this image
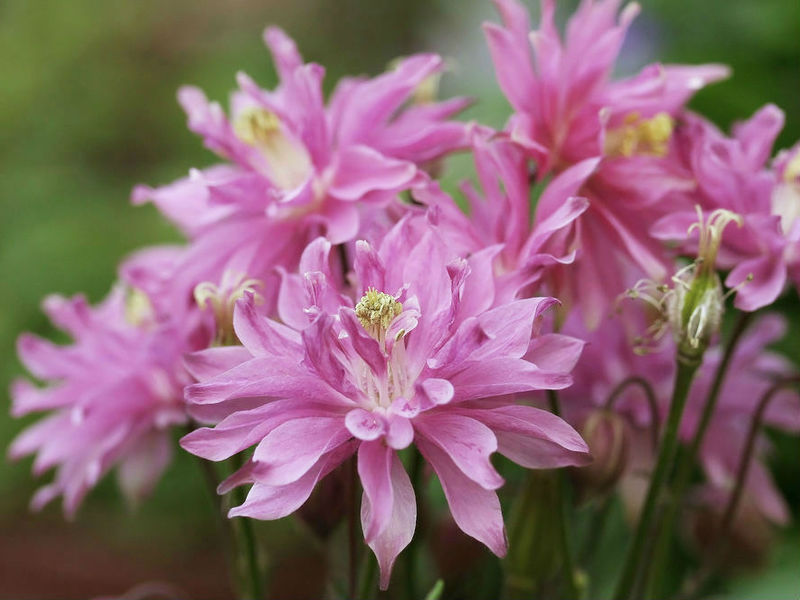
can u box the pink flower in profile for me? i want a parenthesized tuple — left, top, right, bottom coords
(484, 0, 729, 325)
(9, 286, 192, 517)
(131, 27, 469, 312)
(654, 106, 800, 311)
(180, 221, 590, 589)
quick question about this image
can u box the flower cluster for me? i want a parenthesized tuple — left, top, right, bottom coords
(9, 0, 799, 596)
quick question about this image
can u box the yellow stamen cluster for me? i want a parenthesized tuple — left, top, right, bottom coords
(195, 272, 263, 346)
(605, 112, 674, 158)
(233, 107, 283, 148)
(355, 288, 402, 336)
(125, 287, 155, 328)
(784, 152, 800, 183)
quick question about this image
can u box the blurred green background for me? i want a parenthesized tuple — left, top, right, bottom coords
(0, 0, 797, 598)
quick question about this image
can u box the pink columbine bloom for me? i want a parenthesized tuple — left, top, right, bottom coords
(9, 286, 192, 517)
(484, 0, 729, 326)
(180, 221, 590, 589)
(653, 106, 800, 310)
(130, 27, 469, 313)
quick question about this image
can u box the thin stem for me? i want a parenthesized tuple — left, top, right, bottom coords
(229, 453, 265, 600)
(612, 358, 699, 600)
(348, 455, 359, 599)
(405, 449, 424, 600)
(579, 495, 613, 565)
(678, 378, 800, 600)
(638, 312, 752, 598)
(604, 375, 661, 453)
(548, 390, 582, 600)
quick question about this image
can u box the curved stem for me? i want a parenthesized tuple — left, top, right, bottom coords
(637, 311, 752, 598)
(612, 358, 699, 600)
(604, 375, 661, 453)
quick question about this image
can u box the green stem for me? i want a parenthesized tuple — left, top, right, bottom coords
(405, 449, 424, 600)
(348, 455, 359, 600)
(548, 390, 582, 600)
(604, 375, 661, 453)
(612, 358, 699, 600)
(638, 312, 752, 598)
(229, 454, 266, 600)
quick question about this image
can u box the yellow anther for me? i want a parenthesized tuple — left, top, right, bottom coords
(355, 288, 402, 335)
(125, 288, 154, 328)
(233, 107, 283, 148)
(605, 112, 674, 158)
(232, 106, 312, 190)
(783, 151, 800, 183)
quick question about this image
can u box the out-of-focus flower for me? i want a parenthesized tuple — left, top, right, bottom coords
(131, 27, 469, 316)
(9, 286, 192, 517)
(180, 221, 590, 588)
(484, 0, 729, 326)
(653, 106, 800, 311)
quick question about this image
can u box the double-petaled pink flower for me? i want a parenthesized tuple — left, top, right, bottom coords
(9, 286, 193, 517)
(653, 106, 800, 310)
(131, 27, 469, 313)
(484, 0, 729, 325)
(180, 220, 590, 588)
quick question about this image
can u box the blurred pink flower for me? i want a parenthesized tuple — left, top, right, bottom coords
(130, 27, 469, 314)
(180, 221, 590, 588)
(9, 287, 192, 517)
(653, 106, 800, 310)
(484, 0, 729, 325)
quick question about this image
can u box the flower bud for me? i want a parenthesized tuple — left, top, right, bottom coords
(667, 207, 742, 365)
(572, 409, 629, 501)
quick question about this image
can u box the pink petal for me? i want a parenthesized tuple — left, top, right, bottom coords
(329, 145, 417, 202)
(252, 416, 351, 486)
(416, 438, 507, 556)
(465, 405, 591, 468)
(414, 413, 504, 490)
(365, 450, 416, 590)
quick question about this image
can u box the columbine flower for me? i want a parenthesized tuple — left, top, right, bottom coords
(131, 27, 469, 316)
(653, 106, 800, 310)
(484, 0, 730, 326)
(180, 221, 590, 588)
(8, 286, 191, 517)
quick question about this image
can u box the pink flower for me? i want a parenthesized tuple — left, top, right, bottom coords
(180, 221, 590, 588)
(653, 106, 800, 310)
(9, 286, 192, 517)
(131, 27, 469, 313)
(484, 0, 729, 325)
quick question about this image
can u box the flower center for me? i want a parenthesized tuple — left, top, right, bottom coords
(195, 271, 263, 346)
(355, 288, 402, 341)
(125, 288, 155, 328)
(605, 112, 673, 158)
(233, 107, 312, 190)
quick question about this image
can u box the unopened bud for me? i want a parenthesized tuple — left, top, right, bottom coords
(667, 207, 742, 365)
(572, 410, 629, 501)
